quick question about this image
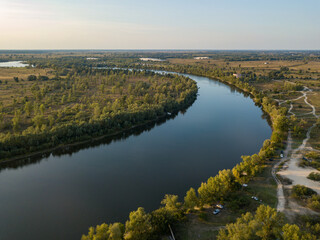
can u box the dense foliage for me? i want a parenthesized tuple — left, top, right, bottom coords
(218, 205, 318, 240)
(0, 68, 197, 159)
(82, 194, 185, 240)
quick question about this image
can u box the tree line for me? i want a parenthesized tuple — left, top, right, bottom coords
(81, 64, 293, 239)
(0, 68, 197, 159)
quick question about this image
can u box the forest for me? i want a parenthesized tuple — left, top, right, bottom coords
(0, 65, 197, 159)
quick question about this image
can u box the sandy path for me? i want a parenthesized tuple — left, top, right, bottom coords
(273, 87, 320, 215)
(272, 132, 292, 212)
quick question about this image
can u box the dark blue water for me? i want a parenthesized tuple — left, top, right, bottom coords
(0, 73, 271, 240)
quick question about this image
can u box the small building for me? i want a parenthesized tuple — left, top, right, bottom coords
(194, 57, 209, 60)
(233, 73, 242, 78)
(139, 58, 164, 62)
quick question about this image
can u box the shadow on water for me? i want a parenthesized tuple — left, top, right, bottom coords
(0, 71, 272, 171)
(0, 109, 186, 172)
(0, 70, 273, 240)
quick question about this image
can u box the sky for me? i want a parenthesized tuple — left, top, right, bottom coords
(0, 0, 319, 50)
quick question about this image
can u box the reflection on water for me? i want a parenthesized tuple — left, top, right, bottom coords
(0, 113, 180, 172)
(0, 72, 272, 240)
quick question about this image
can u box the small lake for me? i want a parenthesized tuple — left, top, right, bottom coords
(0, 61, 29, 67)
(0, 72, 271, 240)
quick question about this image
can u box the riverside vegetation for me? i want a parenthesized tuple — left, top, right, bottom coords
(1, 51, 320, 239)
(81, 51, 320, 240)
(82, 55, 315, 240)
(0, 67, 197, 159)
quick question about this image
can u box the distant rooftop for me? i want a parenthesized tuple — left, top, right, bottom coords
(194, 57, 210, 60)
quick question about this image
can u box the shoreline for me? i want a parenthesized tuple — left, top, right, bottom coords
(0, 70, 198, 164)
(0, 70, 272, 167)
(0, 111, 182, 165)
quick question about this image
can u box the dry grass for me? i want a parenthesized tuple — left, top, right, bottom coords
(0, 68, 54, 106)
(0, 67, 52, 81)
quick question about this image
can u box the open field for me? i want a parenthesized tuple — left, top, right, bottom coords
(0, 68, 54, 106)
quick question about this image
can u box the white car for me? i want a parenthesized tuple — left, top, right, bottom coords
(251, 196, 259, 201)
(216, 204, 224, 209)
(242, 184, 248, 187)
(280, 154, 284, 158)
(213, 209, 221, 215)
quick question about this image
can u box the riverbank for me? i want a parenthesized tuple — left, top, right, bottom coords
(0, 69, 272, 240)
(146, 64, 320, 231)
(81, 67, 285, 239)
(0, 112, 171, 165)
(0, 69, 198, 162)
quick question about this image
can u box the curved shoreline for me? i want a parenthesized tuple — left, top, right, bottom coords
(0, 114, 170, 165)
(1, 70, 273, 166)
(0, 69, 276, 240)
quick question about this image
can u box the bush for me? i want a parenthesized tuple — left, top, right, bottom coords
(306, 151, 320, 160)
(307, 172, 320, 182)
(307, 195, 320, 211)
(291, 185, 316, 199)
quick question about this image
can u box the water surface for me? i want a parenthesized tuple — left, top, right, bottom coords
(0, 61, 29, 67)
(0, 73, 271, 240)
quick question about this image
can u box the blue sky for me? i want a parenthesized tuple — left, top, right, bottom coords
(0, 0, 319, 49)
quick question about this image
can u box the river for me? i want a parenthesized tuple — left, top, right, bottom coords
(0, 72, 271, 240)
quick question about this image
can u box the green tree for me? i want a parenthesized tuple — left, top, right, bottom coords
(24, 101, 32, 116)
(124, 207, 152, 240)
(184, 187, 198, 209)
(32, 115, 45, 129)
(282, 224, 301, 240)
(40, 104, 45, 115)
(254, 205, 283, 240)
(218, 205, 284, 240)
(81, 223, 109, 240)
(12, 110, 21, 132)
(109, 223, 124, 240)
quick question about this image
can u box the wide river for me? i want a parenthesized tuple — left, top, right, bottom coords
(0, 72, 271, 240)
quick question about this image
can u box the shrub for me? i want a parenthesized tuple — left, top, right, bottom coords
(307, 195, 320, 211)
(291, 185, 316, 199)
(307, 172, 320, 182)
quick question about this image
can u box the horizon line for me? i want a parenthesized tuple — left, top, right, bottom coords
(0, 49, 319, 52)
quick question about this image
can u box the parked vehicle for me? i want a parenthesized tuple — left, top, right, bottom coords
(213, 209, 221, 215)
(280, 154, 284, 158)
(216, 204, 224, 209)
(251, 196, 259, 201)
(242, 183, 248, 187)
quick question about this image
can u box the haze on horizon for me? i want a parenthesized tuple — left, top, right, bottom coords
(0, 0, 319, 50)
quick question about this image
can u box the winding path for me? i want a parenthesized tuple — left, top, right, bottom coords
(272, 87, 320, 216)
(272, 132, 292, 212)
